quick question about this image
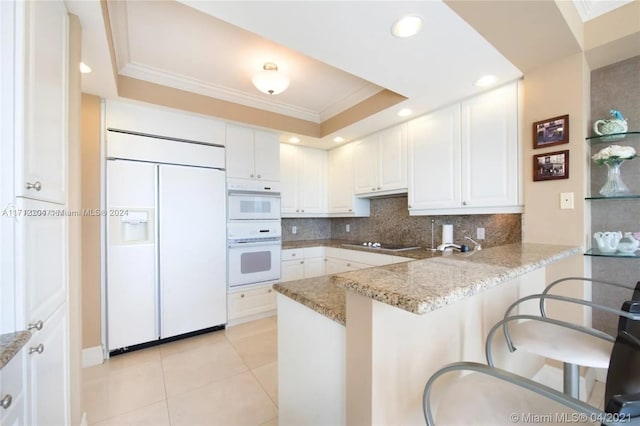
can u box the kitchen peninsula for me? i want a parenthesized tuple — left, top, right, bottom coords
(273, 242, 581, 426)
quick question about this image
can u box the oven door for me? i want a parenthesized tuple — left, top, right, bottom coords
(228, 239, 281, 288)
(228, 192, 281, 220)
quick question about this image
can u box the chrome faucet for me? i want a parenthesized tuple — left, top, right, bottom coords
(464, 236, 482, 251)
(436, 243, 470, 252)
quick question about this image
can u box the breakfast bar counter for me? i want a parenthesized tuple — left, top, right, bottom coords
(274, 242, 581, 426)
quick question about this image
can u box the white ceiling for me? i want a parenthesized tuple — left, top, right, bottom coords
(67, 0, 632, 149)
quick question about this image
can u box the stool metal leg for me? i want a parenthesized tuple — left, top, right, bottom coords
(563, 362, 580, 399)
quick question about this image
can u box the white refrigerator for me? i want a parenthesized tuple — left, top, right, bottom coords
(106, 134, 227, 352)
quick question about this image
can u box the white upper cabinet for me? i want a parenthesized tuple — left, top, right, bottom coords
(15, 0, 68, 204)
(280, 144, 326, 216)
(460, 83, 519, 208)
(408, 82, 521, 215)
(105, 99, 226, 145)
(226, 124, 280, 183)
(408, 104, 461, 211)
(327, 143, 370, 216)
(353, 124, 407, 196)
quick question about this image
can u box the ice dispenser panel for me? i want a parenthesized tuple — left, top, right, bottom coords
(110, 209, 154, 245)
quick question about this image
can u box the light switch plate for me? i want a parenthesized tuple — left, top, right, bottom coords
(560, 192, 574, 209)
(292, 225, 297, 234)
(476, 227, 485, 240)
(346, 224, 351, 233)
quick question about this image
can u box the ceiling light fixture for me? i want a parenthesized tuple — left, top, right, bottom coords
(391, 15, 423, 38)
(333, 136, 345, 143)
(474, 75, 497, 87)
(289, 137, 300, 143)
(79, 62, 92, 74)
(252, 62, 289, 95)
(397, 108, 413, 117)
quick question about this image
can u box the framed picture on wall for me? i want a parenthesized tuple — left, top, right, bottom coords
(533, 114, 569, 148)
(533, 150, 569, 181)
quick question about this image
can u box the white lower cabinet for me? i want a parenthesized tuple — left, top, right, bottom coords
(0, 349, 26, 426)
(228, 285, 277, 323)
(281, 248, 326, 281)
(26, 302, 69, 426)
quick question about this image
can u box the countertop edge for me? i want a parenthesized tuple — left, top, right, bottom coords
(273, 282, 346, 326)
(0, 330, 31, 370)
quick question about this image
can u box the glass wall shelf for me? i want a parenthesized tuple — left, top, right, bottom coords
(585, 131, 640, 143)
(586, 131, 640, 199)
(585, 248, 640, 258)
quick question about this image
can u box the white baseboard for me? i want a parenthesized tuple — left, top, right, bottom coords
(532, 364, 595, 401)
(227, 309, 276, 327)
(82, 345, 105, 368)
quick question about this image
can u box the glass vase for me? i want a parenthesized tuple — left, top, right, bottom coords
(599, 160, 630, 197)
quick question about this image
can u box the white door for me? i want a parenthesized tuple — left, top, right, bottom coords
(159, 165, 227, 338)
(16, 0, 68, 204)
(461, 83, 519, 207)
(378, 124, 407, 191)
(27, 302, 69, 426)
(254, 129, 280, 182)
(408, 104, 461, 210)
(225, 124, 255, 180)
(106, 160, 158, 350)
(353, 136, 379, 194)
(17, 198, 66, 327)
(279, 144, 299, 214)
(299, 147, 326, 214)
(328, 144, 354, 213)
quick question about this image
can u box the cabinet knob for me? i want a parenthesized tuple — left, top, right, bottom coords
(240, 294, 245, 298)
(408, 205, 412, 208)
(301, 209, 305, 212)
(28, 320, 44, 331)
(300, 260, 304, 264)
(372, 187, 376, 191)
(250, 174, 254, 178)
(348, 209, 352, 212)
(29, 343, 44, 355)
(296, 209, 300, 212)
(26, 181, 42, 191)
(377, 187, 381, 190)
(347, 263, 351, 267)
(257, 174, 261, 179)
(268, 289, 272, 293)
(462, 201, 467, 206)
(291, 253, 296, 257)
(0, 394, 12, 410)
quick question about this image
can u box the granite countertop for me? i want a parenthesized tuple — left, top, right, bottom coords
(273, 243, 581, 324)
(0, 331, 31, 369)
(281, 239, 438, 260)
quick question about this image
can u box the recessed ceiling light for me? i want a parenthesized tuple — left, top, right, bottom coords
(79, 62, 92, 74)
(333, 136, 345, 143)
(397, 108, 413, 117)
(474, 75, 497, 87)
(391, 15, 423, 38)
(289, 137, 300, 143)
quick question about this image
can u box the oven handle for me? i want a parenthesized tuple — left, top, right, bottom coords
(227, 190, 281, 197)
(228, 239, 282, 248)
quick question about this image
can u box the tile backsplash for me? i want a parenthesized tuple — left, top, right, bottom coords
(282, 195, 521, 248)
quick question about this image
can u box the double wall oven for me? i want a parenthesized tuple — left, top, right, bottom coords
(227, 180, 281, 289)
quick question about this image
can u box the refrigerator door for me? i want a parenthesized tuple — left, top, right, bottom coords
(159, 164, 227, 338)
(107, 160, 158, 350)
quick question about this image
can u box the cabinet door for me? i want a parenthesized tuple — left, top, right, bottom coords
(279, 144, 300, 214)
(254, 130, 280, 182)
(303, 257, 325, 278)
(328, 144, 354, 213)
(378, 124, 407, 191)
(281, 259, 305, 282)
(225, 124, 255, 180)
(16, 0, 68, 204)
(353, 136, 379, 194)
(408, 104, 461, 210)
(461, 83, 518, 207)
(17, 198, 66, 327)
(0, 350, 26, 426)
(27, 302, 69, 426)
(299, 148, 326, 214)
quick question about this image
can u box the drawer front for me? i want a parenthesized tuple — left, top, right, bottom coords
(281, 249, 304, 261)
(0, 350, 25, 421)
(303, 246, 324, 258)
(228, 287, 276, 320)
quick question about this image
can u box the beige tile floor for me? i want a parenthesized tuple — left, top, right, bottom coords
(83, 317, 278, 426)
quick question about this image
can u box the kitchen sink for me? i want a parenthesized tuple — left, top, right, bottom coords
(341, 243, 421, 252)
